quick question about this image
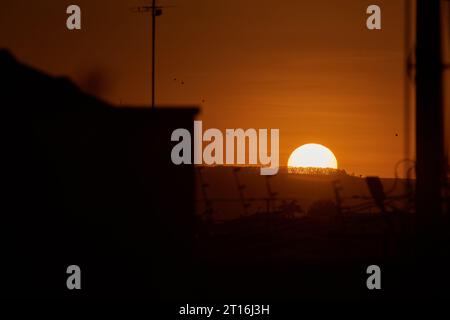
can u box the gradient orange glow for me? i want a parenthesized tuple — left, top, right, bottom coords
(2, 0, 449, 177)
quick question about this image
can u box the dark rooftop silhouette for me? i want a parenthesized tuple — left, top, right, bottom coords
(1, 50, 198, 298)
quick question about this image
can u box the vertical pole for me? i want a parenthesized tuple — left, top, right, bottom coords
(415, 0, 444, 251)
(265, 176, 271, 214)
(152, 0, 156, 110)
(403, 0, 411, 166)
(233, 169, 248, 216)
(403, 0, 413, 208)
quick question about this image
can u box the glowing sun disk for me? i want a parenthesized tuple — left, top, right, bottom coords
(288, 143, 338, 169)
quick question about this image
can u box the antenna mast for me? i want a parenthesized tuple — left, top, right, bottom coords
(133, 1, 164, 110)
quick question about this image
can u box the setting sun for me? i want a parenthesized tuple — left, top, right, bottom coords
(288, 143, 338, 169)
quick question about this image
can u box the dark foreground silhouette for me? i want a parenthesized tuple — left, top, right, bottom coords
(1, 50, 448, 302)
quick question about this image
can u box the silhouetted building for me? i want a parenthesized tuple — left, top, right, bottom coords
(0, 50, 198, 298)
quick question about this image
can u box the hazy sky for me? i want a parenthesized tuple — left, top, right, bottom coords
(1, 0, 448, 177)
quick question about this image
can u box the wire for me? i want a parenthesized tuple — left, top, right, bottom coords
(385, 158, 416, 195)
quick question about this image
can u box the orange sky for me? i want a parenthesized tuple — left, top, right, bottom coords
(1, 0, 449, 177)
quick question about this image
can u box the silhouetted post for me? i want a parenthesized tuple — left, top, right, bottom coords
(151, 0, 156, 110)
(265, 176, 277, 214)
(132, 2, 163, 109)
(233, 168, 249, 216)
(403, 0, 412, 176)
(332, 180, 343, 216)
(415, 0, 444, 253)
(198, 167, 214, 222)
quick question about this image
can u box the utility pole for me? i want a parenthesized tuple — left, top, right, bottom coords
(415, 0, 444, 253)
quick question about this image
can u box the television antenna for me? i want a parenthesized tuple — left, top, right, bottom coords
(131, 1, 173, 110)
